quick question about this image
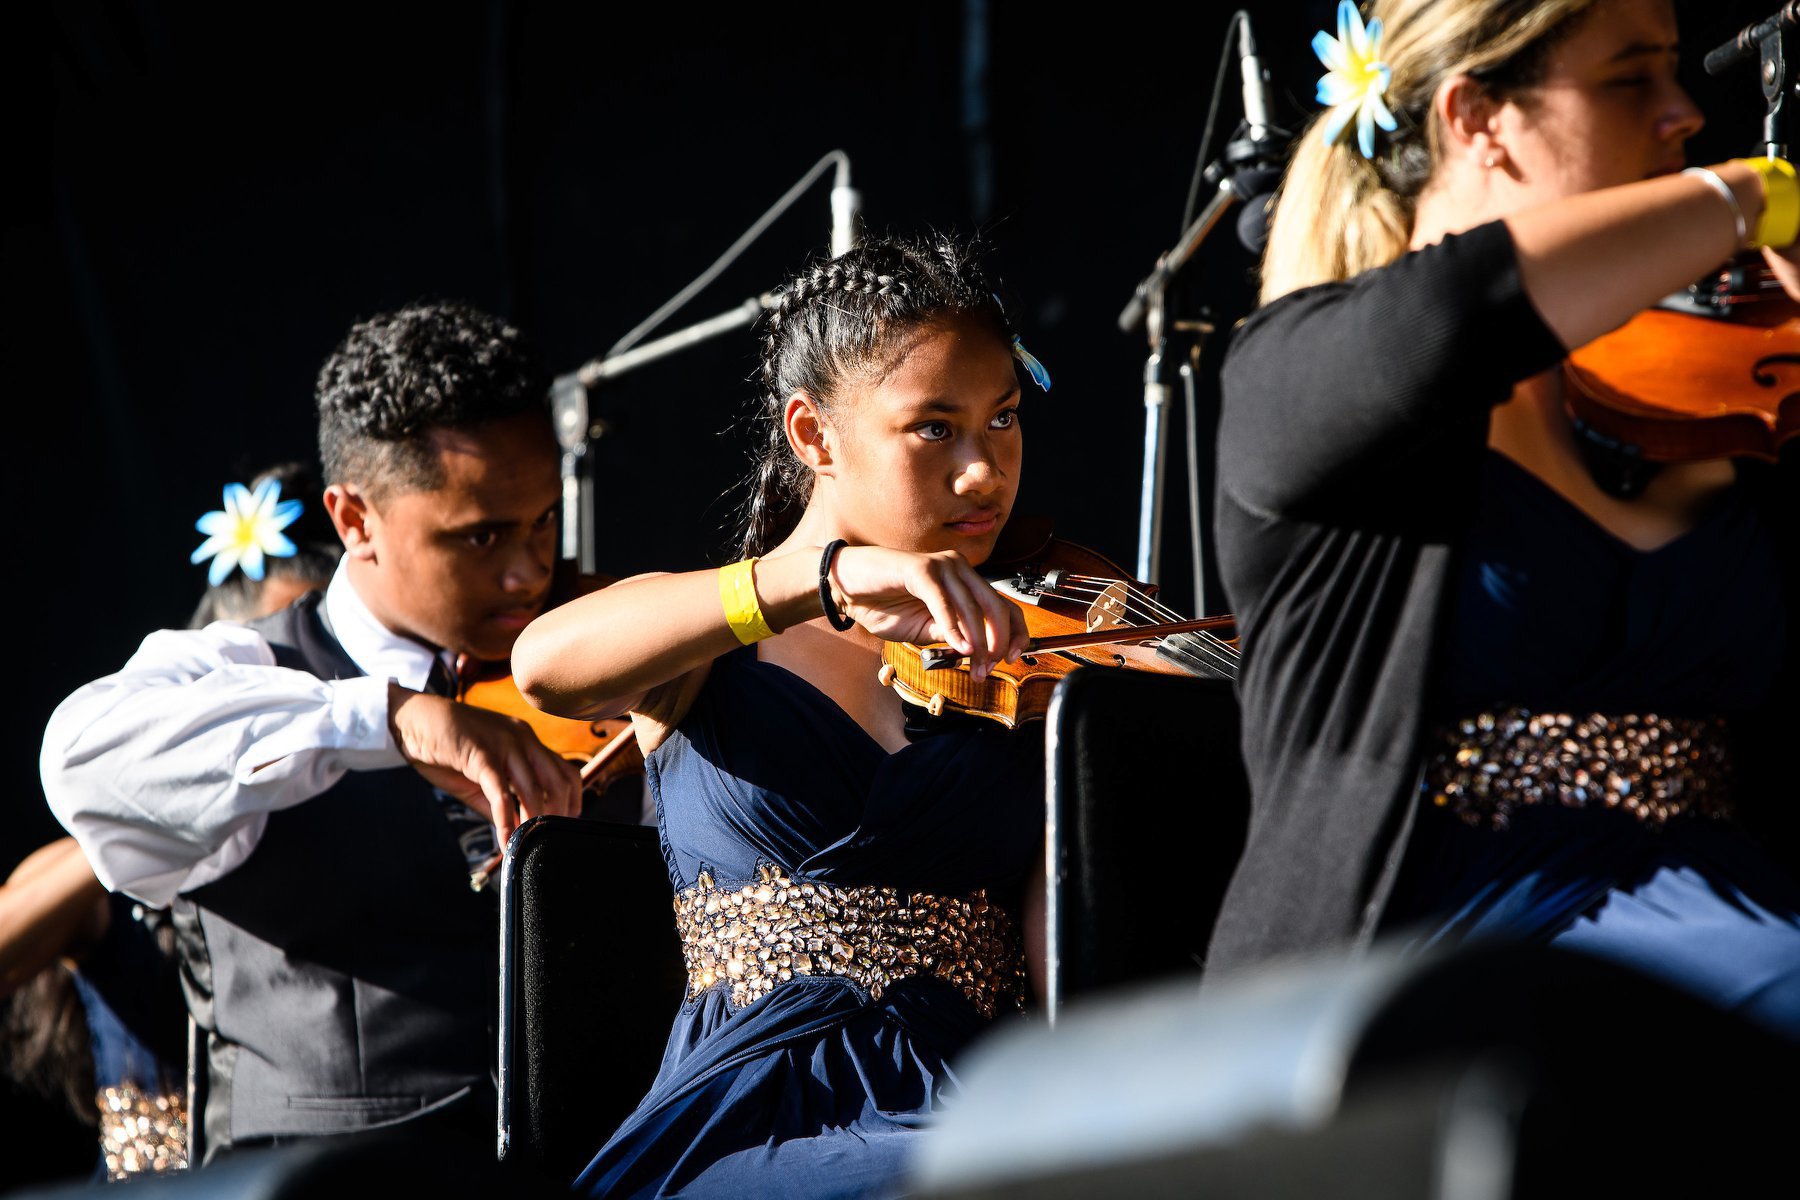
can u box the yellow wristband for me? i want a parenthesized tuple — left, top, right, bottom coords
(1737, 156, 1799, 250)
(719, 558, 775, 645)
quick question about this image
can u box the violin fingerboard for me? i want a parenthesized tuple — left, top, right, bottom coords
(1155, 632, 1237, 682)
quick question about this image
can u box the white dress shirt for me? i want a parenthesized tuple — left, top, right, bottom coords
(40, 562, 450, 907)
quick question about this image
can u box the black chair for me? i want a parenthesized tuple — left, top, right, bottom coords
(1045, 667, 1250, 1017)
(497, 817, 687, 1185)
(914, 939, 1800, 1199)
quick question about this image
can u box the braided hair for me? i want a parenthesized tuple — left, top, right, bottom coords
(739, 233, 1014, 557)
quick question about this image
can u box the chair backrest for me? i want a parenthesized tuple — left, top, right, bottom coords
(916, 939, 1800, 1199)
(1045, 667, 1249, 1017)
(498, 817, 687, 1184)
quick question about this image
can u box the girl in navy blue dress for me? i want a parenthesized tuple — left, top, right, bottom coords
(1211, 0, 1800, 1036)
(515, 235, 1050, 1198)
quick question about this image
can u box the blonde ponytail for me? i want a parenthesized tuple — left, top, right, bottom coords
(1260, 120, 1415, 303)
(1257, 0, 1596, 305)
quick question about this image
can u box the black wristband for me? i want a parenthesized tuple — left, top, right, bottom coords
(819, 540, 855, 631)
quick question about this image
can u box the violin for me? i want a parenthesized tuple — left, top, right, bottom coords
(458, 565, 649, 890)
(458, 664, 644, 890)
(457, 561, 647, 798)
(876, 517, 1240, 729)
(1564, 256, 1799, 468)
(457, 662, 644, 793)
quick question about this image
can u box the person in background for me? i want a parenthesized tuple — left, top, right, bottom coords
(40, 301, 583, 1162)
(3, 464, 338, 1179)
(187, 461, 342, 628)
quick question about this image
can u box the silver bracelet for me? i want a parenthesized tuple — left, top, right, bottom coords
(1683, 166, 1747, 247)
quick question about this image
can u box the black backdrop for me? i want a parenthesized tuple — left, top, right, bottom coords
(11, 0, 1779, 1182)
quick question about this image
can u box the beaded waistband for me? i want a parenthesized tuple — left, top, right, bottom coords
(98, 1084, 188, 1179)
(673, 865, 1025, 1019)
(1423, 708, 1734, 830)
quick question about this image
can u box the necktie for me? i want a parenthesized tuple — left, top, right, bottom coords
(422, 654, 459, 698)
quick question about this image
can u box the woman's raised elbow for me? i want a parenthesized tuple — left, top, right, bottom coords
(510, 619, 587, 716)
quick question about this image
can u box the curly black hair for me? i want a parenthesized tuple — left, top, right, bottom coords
(316, 301, 549, 495)
(738, 233, 1016, 557)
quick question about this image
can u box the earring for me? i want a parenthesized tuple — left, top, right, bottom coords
(1483, 152, 1498, 170)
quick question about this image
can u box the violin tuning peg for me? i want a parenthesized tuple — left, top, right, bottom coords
(927, 694, 947, 718)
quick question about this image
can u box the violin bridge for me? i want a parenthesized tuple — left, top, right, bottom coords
(1084, 581, 1132, 632)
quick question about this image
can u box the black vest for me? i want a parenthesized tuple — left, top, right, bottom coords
(172, 592, 495, 1155)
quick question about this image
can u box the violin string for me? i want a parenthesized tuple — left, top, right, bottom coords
(1040, 579, 1192, 630)
(1056, 573, 1186, 616)
(1022, 570, 1235, 644)
(1041, 576, 1184, 623)
(1040, 584, 1189, 632)
(1080, 576, 1190, 626)
(1030, 577, 1240, 669)
(1037, 577, 1230, 645)
(1028, 596, 1241, 675)
(1048, 630, 1240, 676)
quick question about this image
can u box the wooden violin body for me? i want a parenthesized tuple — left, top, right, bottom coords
(1565, 258, 1800, 464)
(877, 519, 1239, 728)
(458, 668, 644, 792)
(457, 561, 645, 794)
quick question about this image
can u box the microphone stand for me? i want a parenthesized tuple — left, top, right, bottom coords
(550, 294, 771, 570)
(1704, 3, 1796, 157)
(1117, 154, 1270, 611)
(549, 151, 855, 573)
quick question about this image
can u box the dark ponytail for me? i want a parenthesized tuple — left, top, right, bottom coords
(737, 233, 1016, 558)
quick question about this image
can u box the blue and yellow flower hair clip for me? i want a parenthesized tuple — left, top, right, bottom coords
(1011, 335, 1052, 393)
(190, 478, 304, 585)
(989, 290, 1051, 392)
(1313, 0, 1397, 159)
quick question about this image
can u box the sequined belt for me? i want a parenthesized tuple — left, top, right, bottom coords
(674, 865, 1026, 1019)
(98, 1084, 188, 1179)
(1423, 708, 1734, 830)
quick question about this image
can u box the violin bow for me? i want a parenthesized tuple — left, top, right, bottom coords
(918, 613, 1239, 671)
(468, 726, 642, 891)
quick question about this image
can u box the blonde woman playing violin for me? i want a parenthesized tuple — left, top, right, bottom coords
(1211, 0, 1800, 1040)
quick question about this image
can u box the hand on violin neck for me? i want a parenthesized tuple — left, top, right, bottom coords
(386, 682, 583, 851)
(827, 545, 1028, 681)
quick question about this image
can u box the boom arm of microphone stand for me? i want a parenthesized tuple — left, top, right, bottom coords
(1703, 2, 1797, 157)
(1122, 174, 1243, 585)
(550, 293, 772, 567)
(573, 293, 772, 388)
(1118, 175, 1243, 337)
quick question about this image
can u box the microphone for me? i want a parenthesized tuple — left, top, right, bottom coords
(830, 157, 861, 257)
(1704, 3, 1799, 75)
(549, 375, 590, 562)
(1226, 13, 1289, 252)
(1117, 11, 1291, 332)
(1238, 13, 1276, 147)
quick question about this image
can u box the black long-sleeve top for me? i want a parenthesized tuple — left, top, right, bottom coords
(1208, 220, 1800, 974)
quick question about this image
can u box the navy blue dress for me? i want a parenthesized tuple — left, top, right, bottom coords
(1386, 451, 1800, 1037)
(574, 645, 1043, 1198)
